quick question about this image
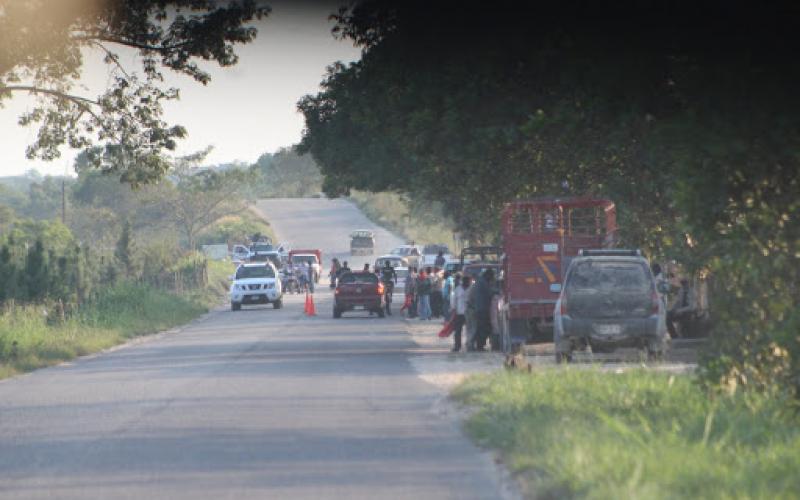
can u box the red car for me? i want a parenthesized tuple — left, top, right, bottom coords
(333, 271, 385, 318)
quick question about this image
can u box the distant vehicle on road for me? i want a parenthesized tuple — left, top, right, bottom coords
(443, 259, 462, 274)
(229, 262, 283, 311)
(249, 242, 274, 261)
(231, 244, 250, 262)
(460, 246, 502, 280)
(389, 244, 422, 268)
(421, 244, 453, 268)
(374, 254, 408, 269)
(496, 197, 618, 351)
(350, 229, 375, 256)
(333, 271, 386, 318)
(288, 249, 322, 283)
(553, 249, 668, 362)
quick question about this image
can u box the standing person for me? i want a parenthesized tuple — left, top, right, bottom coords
(441, 271, 453, 320)
(329, 258, 340, 288)
(667, 278, 695, 338)
(417, 269, 432, 320)
(306, 262, 315, 293)
(465, 275, 478, 351)
(434, 250, 446, 268)
(430, 268, 443, 318)
(363, 263, 371, 272)
(451, 275, 471, 352)
(339, 260, 351, 277)
(404, 267, 418, 318)
(473, 269, 496, 351)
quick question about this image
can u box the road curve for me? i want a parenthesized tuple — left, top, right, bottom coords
(0, 198, 507, 500)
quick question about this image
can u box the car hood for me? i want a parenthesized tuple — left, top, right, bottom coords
(234, 277, 276, 285)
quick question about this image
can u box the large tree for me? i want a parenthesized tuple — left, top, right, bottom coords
(0, 0, 269, 185)
(300, 1, 800, 395)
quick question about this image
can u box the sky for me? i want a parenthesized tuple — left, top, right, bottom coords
(0, 1, 361, 178)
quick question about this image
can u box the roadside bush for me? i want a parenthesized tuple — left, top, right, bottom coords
(195, 212, 275, 247)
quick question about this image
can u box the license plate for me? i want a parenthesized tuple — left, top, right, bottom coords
(595, 324, 622, 335)
(353, 305, 364, 310)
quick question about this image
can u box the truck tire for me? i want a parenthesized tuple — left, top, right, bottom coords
(273, 298, 283, 309)
(377, 308, 385, 318)
(333, 307, 342, 319)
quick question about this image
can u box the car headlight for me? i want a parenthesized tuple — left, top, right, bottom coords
(236, 284, 246, 291)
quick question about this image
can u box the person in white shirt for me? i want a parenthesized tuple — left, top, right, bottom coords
(451, 275, 471, 352)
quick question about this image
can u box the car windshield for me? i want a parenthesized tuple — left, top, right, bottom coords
(236, 265, 275, 279)
(351, 237, 373, 247)
(252, 244, 273, 252)
(567, 261, 650, 292)
(293, 255, 317, 264)
(338, 273, 379, 284)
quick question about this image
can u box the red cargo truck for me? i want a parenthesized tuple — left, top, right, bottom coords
(288, 249, 323, 283)
(496, 198, 617, 350)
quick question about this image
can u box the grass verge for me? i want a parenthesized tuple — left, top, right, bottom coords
(452, 369, 799, 499)
(0, 260, 232, 380)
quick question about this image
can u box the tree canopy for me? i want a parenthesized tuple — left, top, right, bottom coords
(299, 0, 800, 396)
(0, 0, 269, 185)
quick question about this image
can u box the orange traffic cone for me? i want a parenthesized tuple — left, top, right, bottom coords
(304, 292, 310, 315)
(306, 292, 316, 316)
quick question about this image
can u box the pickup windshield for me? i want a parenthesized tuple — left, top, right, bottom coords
(236, 266, 275, 279)
(351, 237, 374, 248)
(338, 273, 378, 284)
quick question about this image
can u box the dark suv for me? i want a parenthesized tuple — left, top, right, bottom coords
(333, 271, 385, 318)
(553, 250, 668, 362)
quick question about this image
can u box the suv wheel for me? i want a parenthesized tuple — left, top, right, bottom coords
(231, 302, 241, 311)
(273, 299, 283, 309)
(377, 308, 385, 318)
(333, 307, 342, 319)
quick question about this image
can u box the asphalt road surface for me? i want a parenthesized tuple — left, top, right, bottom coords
(0, 198, 508, 500)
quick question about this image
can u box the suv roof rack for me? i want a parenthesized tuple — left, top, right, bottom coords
(578, 249, 641, 257)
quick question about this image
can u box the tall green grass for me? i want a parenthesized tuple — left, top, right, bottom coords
(453, 370, 799, 499)
(0, 260, 232, 379)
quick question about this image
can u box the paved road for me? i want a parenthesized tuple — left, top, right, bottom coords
(0, 198, 507, 500)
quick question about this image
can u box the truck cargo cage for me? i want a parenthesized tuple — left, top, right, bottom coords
(578, 249, 641, 257)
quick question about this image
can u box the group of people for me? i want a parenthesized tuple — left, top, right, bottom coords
(281, 261, 316, 293)
(404, 266, 498, 352)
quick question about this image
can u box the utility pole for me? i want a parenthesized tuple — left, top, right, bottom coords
(61, 161, 67, 225)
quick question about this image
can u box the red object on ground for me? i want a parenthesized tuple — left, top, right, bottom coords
(400, 294, 412, 312)
(438, 318, 455, 338)
(304, 292, 316, 316)
(289, 249, 322, 267)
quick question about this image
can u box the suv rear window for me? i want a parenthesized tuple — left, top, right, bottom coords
(236, 265, 275, 279)
(339, 273, 379, 284)
(566, 261, 650, 292)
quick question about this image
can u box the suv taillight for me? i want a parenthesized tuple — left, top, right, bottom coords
(377, 283, 385, 295)
(650, 290, 660, 315)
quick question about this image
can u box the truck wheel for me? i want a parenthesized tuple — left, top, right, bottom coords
(273, 299, 283, 309)
(377, 308, 385, 318)
(333, 308, 342, 319)
(231, 302, 241, 311)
